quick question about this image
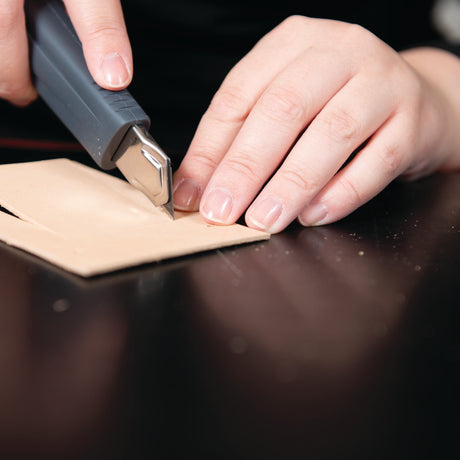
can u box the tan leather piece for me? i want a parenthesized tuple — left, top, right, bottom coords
(0, 159, 269, 276)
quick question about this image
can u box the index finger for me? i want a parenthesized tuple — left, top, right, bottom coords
(63, 0, 132, 89)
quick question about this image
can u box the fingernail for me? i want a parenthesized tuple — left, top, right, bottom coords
(173, 178, 201, 211)
(201, 188, 233, 224)
(299, 203, 328, 226)
(247, 197, 284, 232)
(101, 52, 130, 88)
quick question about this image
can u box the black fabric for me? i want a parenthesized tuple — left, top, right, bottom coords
(120, 0, 449, 158)
(124, 0, 439, 51)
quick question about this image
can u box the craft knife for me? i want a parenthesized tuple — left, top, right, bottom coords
(24, 0, 174, 219)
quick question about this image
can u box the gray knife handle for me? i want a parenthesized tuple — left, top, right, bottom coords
(24, 0, 151, 169)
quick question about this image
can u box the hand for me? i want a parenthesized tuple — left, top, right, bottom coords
(173, 16, 460, 233)
(0, 0, 132, 106)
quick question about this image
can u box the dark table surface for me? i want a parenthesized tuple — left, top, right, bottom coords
(0, 101, 460, 459)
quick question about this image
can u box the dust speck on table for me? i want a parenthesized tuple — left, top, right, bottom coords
(52, 298, 70, 313)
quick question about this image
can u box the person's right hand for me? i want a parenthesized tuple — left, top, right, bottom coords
(172, 16, 460, 233)
(0, 0, 132, 106)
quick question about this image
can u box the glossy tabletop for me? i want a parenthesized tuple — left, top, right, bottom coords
(0, 140, 459, 458)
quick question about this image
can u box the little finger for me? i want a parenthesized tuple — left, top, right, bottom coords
(298, 113, 412, 226)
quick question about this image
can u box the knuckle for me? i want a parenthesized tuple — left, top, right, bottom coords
(84, 21, 126, 43)
(259, 86, 306, 124)
(337, 176, 363, 206)
(267, 15, 310, 46)
(278, 15, 309, 32)
(317, 108, 362, 145)
(341, 22, 374, 49)
(344, 23, 367, 40)
(224, 152, 261, 181)
(186, 149, 221, 173)
(207, 86, 252, 124)
(378, 142, 403, 175)
(279, 167, 318, 195)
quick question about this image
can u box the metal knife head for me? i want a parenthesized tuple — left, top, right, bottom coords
(115, 125, 174, 219)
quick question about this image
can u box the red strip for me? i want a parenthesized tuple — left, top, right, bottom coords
(0, 137, 84, 152)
